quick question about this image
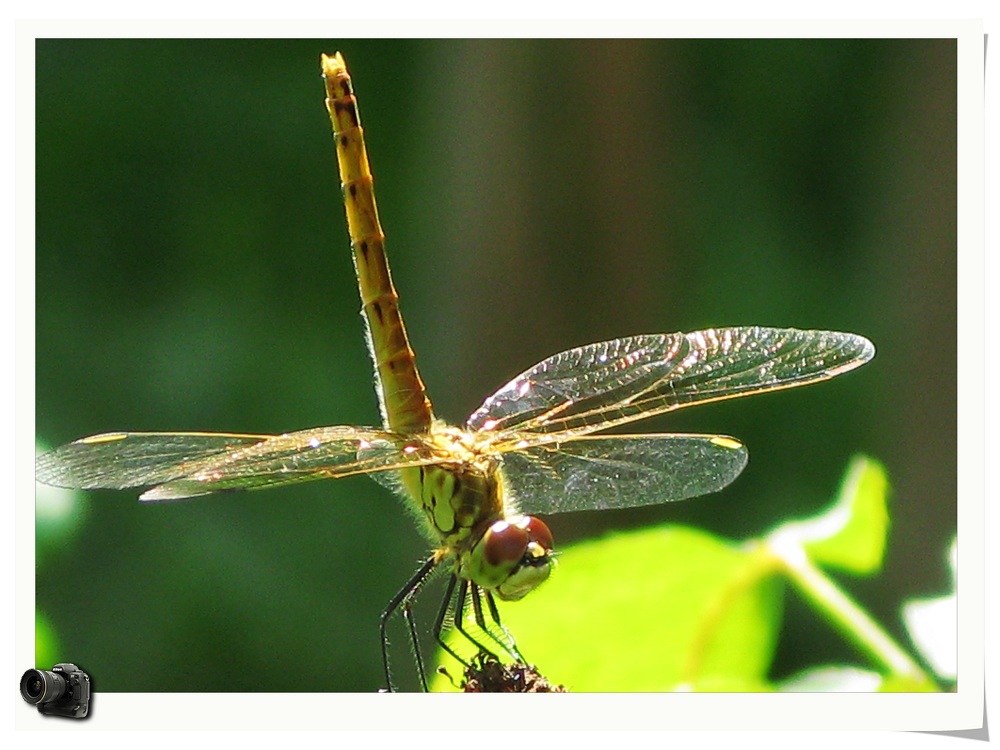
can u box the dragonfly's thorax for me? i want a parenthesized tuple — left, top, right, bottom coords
(395, 422, 555, 600)
(404, 422, 505, 550)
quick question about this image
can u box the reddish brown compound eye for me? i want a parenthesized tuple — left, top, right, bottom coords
(482, 519, 530, 568)
(522, 515, 553, 553)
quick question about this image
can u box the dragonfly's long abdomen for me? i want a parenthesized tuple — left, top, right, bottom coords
(322, 53, 433, 433)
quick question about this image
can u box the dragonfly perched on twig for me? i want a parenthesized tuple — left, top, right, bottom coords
(35, 52, 875, 692)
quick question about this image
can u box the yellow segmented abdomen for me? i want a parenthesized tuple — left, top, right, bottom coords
(322, 53, 433, 433)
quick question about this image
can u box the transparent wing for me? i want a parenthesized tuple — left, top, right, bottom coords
(36, 431, 273, 491)
(35, 427, 444, 502)
(468, 327, 874, 441)
(500, 433, 748, 515)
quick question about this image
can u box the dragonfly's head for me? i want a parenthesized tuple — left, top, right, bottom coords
(465, 514, 554, 601)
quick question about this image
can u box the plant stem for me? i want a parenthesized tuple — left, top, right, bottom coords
(766, 535, 937, 688)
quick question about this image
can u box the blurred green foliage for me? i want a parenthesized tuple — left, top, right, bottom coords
(34, 39, 956, 691)
(434, 455, 941, 692)
(434, 525, 785, 692)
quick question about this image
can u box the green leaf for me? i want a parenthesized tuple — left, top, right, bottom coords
(877, 674, 940, 692)
(786, 455, 890, 575)
(432, 524, 782, 691)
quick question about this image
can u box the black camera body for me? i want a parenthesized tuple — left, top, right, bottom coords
(20, 663, 91, 718)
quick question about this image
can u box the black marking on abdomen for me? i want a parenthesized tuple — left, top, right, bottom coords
(333, 99, 359, 127)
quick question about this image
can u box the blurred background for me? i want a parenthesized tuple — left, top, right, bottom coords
(33, 38, 956, 692)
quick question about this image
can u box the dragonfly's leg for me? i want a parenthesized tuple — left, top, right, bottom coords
(436, 580, 520, 667)
(452, 580, 482, 657)
(485, 590, 523, 663)
(380, 554, 437, 692)
(468, 587, 520, 661)
(451, 582, 510, 662)
(401, 599, 428, 692)
(432, 574, 470, 668)
(452, 580, 499, 660)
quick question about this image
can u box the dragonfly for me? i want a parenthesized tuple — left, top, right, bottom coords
(35, 52, 875, 692)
